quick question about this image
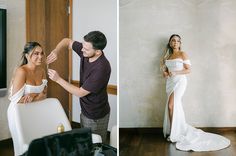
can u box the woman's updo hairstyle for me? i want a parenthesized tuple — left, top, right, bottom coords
(20, 42, 41, 66)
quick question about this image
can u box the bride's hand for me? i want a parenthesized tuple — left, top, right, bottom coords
(21, 94, 34, 103)
(163, 71, 169, 78)
(169, 71, 176, 77)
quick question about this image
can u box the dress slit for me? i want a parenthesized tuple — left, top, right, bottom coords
(167, 91, 174, 136)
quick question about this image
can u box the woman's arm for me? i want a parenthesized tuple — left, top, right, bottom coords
(162, 67, 169, 78)
(12, 68, 30, 103)
(160, 61, 169, 78)
(171, 64, 190, 76)
(179, 65, 190, 74)
(12, 68, 26, 95)
(33, 87, 47, 101)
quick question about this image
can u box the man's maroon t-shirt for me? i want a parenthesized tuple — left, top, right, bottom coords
(72, 41, 111, 119)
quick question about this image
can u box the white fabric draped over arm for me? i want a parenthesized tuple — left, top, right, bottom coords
(183, 59, 191, 65)
(9, 85, 25, 103)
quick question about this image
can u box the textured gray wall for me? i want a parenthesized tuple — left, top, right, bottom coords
(120, 0, 236, 127)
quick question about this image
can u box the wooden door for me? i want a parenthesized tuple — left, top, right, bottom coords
(26, 0, 72, 117)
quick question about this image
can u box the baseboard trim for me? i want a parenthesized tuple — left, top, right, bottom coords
(0, 138, 12, 145)
(119, 128, 163, 134)
(119, 127, 236, 134)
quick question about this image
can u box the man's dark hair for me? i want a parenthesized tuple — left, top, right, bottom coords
(83, 31, 107, 50)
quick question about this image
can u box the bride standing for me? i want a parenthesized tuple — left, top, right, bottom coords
(161, 34, 230, 151)
(8, 42, 47, 156)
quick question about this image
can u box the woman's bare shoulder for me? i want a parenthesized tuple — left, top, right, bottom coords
(15, 66, 27, 75)
(180, 51, 189, 60)
(12, 66, 27, 91)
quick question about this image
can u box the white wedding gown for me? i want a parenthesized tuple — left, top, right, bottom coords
(163, 58, 230, 151)
(7, 79, 47, 156)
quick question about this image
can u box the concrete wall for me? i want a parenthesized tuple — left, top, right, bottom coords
(120, 0, 236, 127)
(72, 0, 117, 130)
(0, 0, 25, 140)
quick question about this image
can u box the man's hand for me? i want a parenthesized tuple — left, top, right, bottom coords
(46, 49, 58, 64)
(48, 69, 61, 82)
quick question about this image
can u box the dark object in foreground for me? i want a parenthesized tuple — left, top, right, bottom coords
(22, 128, 117, 156)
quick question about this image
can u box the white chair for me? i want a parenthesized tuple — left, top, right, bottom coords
(14, 98, 71, 155)
(110, 125, 117, 148)
(14, 98, 101, 155)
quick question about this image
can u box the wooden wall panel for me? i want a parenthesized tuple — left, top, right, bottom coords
(26, 0, 70, 116)
(26, 0, 46, 49)
(45, 0, 69, 115)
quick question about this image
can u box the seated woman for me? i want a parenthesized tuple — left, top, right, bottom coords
(8, 42, 47, 156)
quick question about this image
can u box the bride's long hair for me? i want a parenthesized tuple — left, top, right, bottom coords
(9, 42, 42, 96)
(160, 34, 181, 71)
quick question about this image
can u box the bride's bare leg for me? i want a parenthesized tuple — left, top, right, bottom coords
(168, 92, 174, 131)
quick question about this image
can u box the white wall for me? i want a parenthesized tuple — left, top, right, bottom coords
(120, 0, 236, 127)
(0, 0, 26, 140)
(72, 0, 117, 131)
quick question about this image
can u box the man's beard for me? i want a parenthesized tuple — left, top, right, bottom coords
(84, 53, 96, 58)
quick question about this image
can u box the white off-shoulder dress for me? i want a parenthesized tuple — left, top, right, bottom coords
(7, 79, 47, 156)
(163, 58, 230, 151)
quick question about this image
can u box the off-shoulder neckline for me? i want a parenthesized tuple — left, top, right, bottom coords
(166, 58, 183, 61)
(166, 58, 190, 61)
(25, 79, 47, 87)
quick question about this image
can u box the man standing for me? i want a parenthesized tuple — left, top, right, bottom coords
(47, 31, 111, 142)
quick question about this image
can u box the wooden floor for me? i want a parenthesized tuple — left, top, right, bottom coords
(0, 139, 14, 156)
(120, 128, 236, 156)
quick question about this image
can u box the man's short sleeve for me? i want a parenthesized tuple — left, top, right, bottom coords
(72, 41, 83, 57)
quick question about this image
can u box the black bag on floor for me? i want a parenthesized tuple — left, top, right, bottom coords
(22, 128, 93, 156)
(93, 143, 117, 156)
